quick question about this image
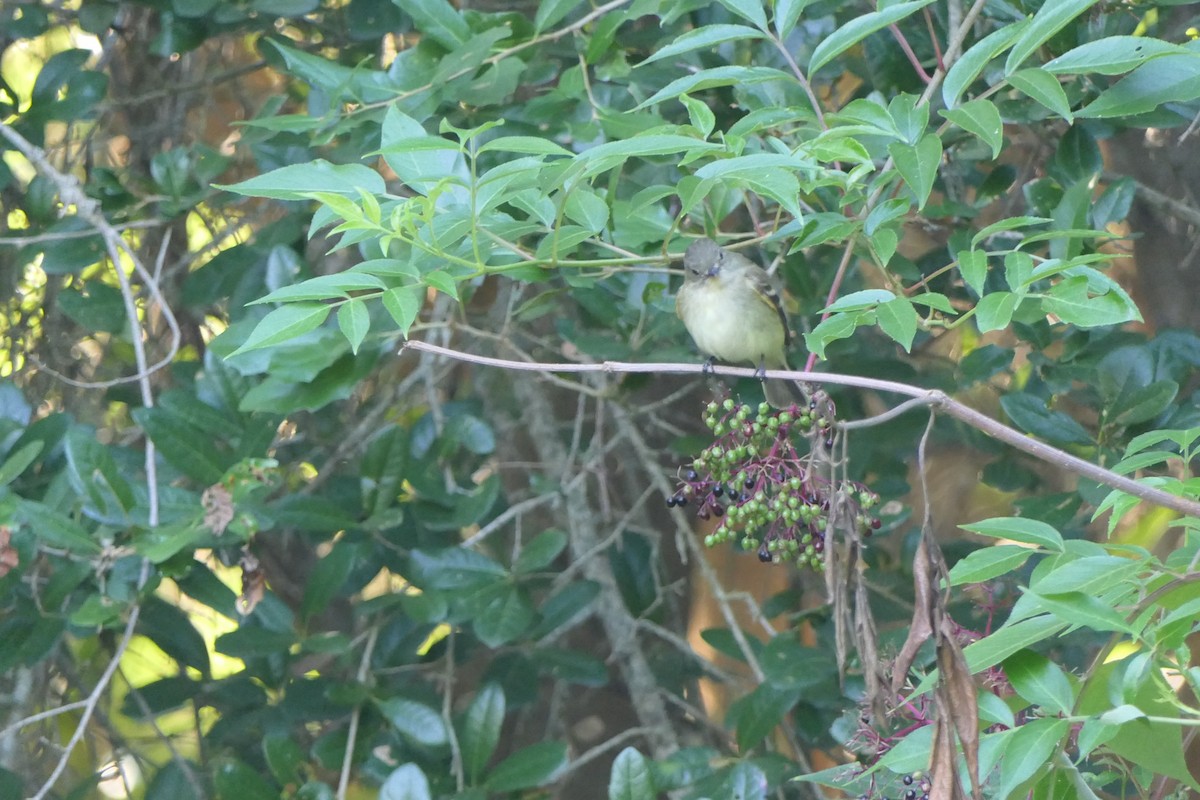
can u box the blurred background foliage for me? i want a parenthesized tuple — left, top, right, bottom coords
(3, 0, 1200, 798)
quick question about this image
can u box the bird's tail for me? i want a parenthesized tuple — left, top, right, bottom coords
(763, 357, 810, 409)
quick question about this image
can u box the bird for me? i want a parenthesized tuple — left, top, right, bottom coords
(674, 238, 804, 408)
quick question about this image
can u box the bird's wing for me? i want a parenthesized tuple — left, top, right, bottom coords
(749, 267, 792, 348)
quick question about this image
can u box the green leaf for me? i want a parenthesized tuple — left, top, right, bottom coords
(473, 584, 535, 647)
(217, 160, 385, 200)
(1005, 649, 1075, 715)
(1007, 68, 1073, 122)
(514, 529, 568, 574)
(808, 0, 938, 75)
(486, 741, 568, 792)
(478, 136, 573, 157)
(0, 441, 42, 488)
(1025, 590, 1135, 634)
(1043, 275, 1141, 328)
(1079, 55, 1200, 119)
(404, 0, 470, 49)
(1044, 36, 1191, 76)
(1030, 555, 1139, 596)
(943, 21, 1027, 108)
(949, 545, 1035, 585)
(634, 66, 791, 110)
(460, 684, 505, 783)
(377, 697, 449, 747)
(1005, 0, 1102, 74)
(534, 0, 583, 31)
(971, 216, 1053, 248)
(774, 0, 813, 39)
(715, 0, 768, 32)
(409, 548, 507, 591)
(823, 289, 895, 313)
(994, 718, 1072, 799)
(974, 291, 1018, 332)
(251, 272, 386, 305)
(876, 296, 918, 351)
(729, 683, 801, 749)
(961, 516, 1065, 552)
(1000, 392, 1094, 446)
(889, 133, 941, 209)
(381, 764, 431, 800)
(723, 762, 767, 800)
(563, 187, 609, 233)
(639, 24, 767, 66)
(213, 757, 278, 800)
(16, 499, 102, 553)
(958, 249, 988, 295)
(230, 304, 331, 356)
(803, 311, 864, 360)
(263, 732, 306, 787)
(579, 133, 725, 175)
(608, 748, 655, 800)
(679, 94, 715, 137)
(135, 406, 231, 484)
(300, 540, 356, 623)
(941, 98, 1004, 159)
(336, 300, 370, 354)
(382, 285, 424, 334)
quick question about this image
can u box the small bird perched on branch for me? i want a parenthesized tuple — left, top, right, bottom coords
(675, 238, 805, 408)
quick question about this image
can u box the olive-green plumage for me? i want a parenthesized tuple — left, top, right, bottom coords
(675, 238, 800, 408)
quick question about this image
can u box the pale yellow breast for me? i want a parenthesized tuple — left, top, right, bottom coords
(677, 277, 786, 367)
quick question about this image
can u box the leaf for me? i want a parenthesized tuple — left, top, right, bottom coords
(957, 249, 988, 295)
(217, 160, 385, 200)
(478, 136, 573, 157)
(608, 747, 655, 800)
(889, 132, 941, 209)
(1079, 55, 1200, 118)
(0, 441, 42, 488)
(993, 718, 1071, 799)
(961, 517, 1065, 552)
(403, 0, 470, 49)
(808, 0, 938, 75)
(974, 291, 1018, 332)
(729, 683, 801, 750)
(486, 741, 568, 792)
(639, 24, 768, 66)
(382, 285, 424, 334)
(877, 296, 919, 351)
(1042, 275, 1141, 328)
(460, 684, 505, 783)
(716, 0, 768, 32)
(251, 272, 386, 304)
(380, 764, 431, 800)
(336, 300, 370, 354)
(634, 66, 791, 110)
(514, 529, 568, 574)
(1007, 68, 1073, 122)
(534, 0, 583, 32)
(1025, 590, 1135, 634)
(300, 540, 356, 623)
(579, 133, 725, 175)
(377, 697, 449, 747)
(941, 98, 1004, 158)
(410, 548, 507, 591)
(1044, 36, 1192, 76)
(1001, 393, 1094, 446)
(774, 0, 813, 39)
(949, 545, 1035, 585)
(1005, 0, 1102, 73)
(16, 499, 102, 553)
(1005, 650, 1075, 715)
(230, 304, 331, 356)
(943, 21, 1028, 108)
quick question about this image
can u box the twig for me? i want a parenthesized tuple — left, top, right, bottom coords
(337, 625, 379, 800)
(402, 340, 1200, 518)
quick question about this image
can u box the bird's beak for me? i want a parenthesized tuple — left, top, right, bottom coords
(705, 265, 720, 278)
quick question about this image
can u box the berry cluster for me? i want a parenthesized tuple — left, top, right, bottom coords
(856, 772, 932, 800)
(666, 396, 880, 570)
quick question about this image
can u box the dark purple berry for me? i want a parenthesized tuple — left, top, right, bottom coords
(712, 504, 724, 517)
(904, 790, 917, 800)
(712, 484, 723, 497)
(758, 543, 772, 562)
(685, 469, 699, 482)
(666, 495, 679, 507)
(903, 775, 913, 786)
(697, 508, 710, 521)
(744, 477, 755, 490)
(871, 517, 882, 529)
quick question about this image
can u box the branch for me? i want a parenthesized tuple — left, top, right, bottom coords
(402, 340, 1200, 518)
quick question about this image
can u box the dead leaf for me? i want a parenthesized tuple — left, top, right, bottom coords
(0, 525, 18, 578)
(202, 484, 234, 536)
(237, 548, 265, 615)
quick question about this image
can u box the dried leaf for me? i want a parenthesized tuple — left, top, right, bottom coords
(237, 548, 265, 615)
(0, 525, 18, 578)
(893, 536, 936, 693)
(938, 623, 981, 800)
(203, 484, 234, 536)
